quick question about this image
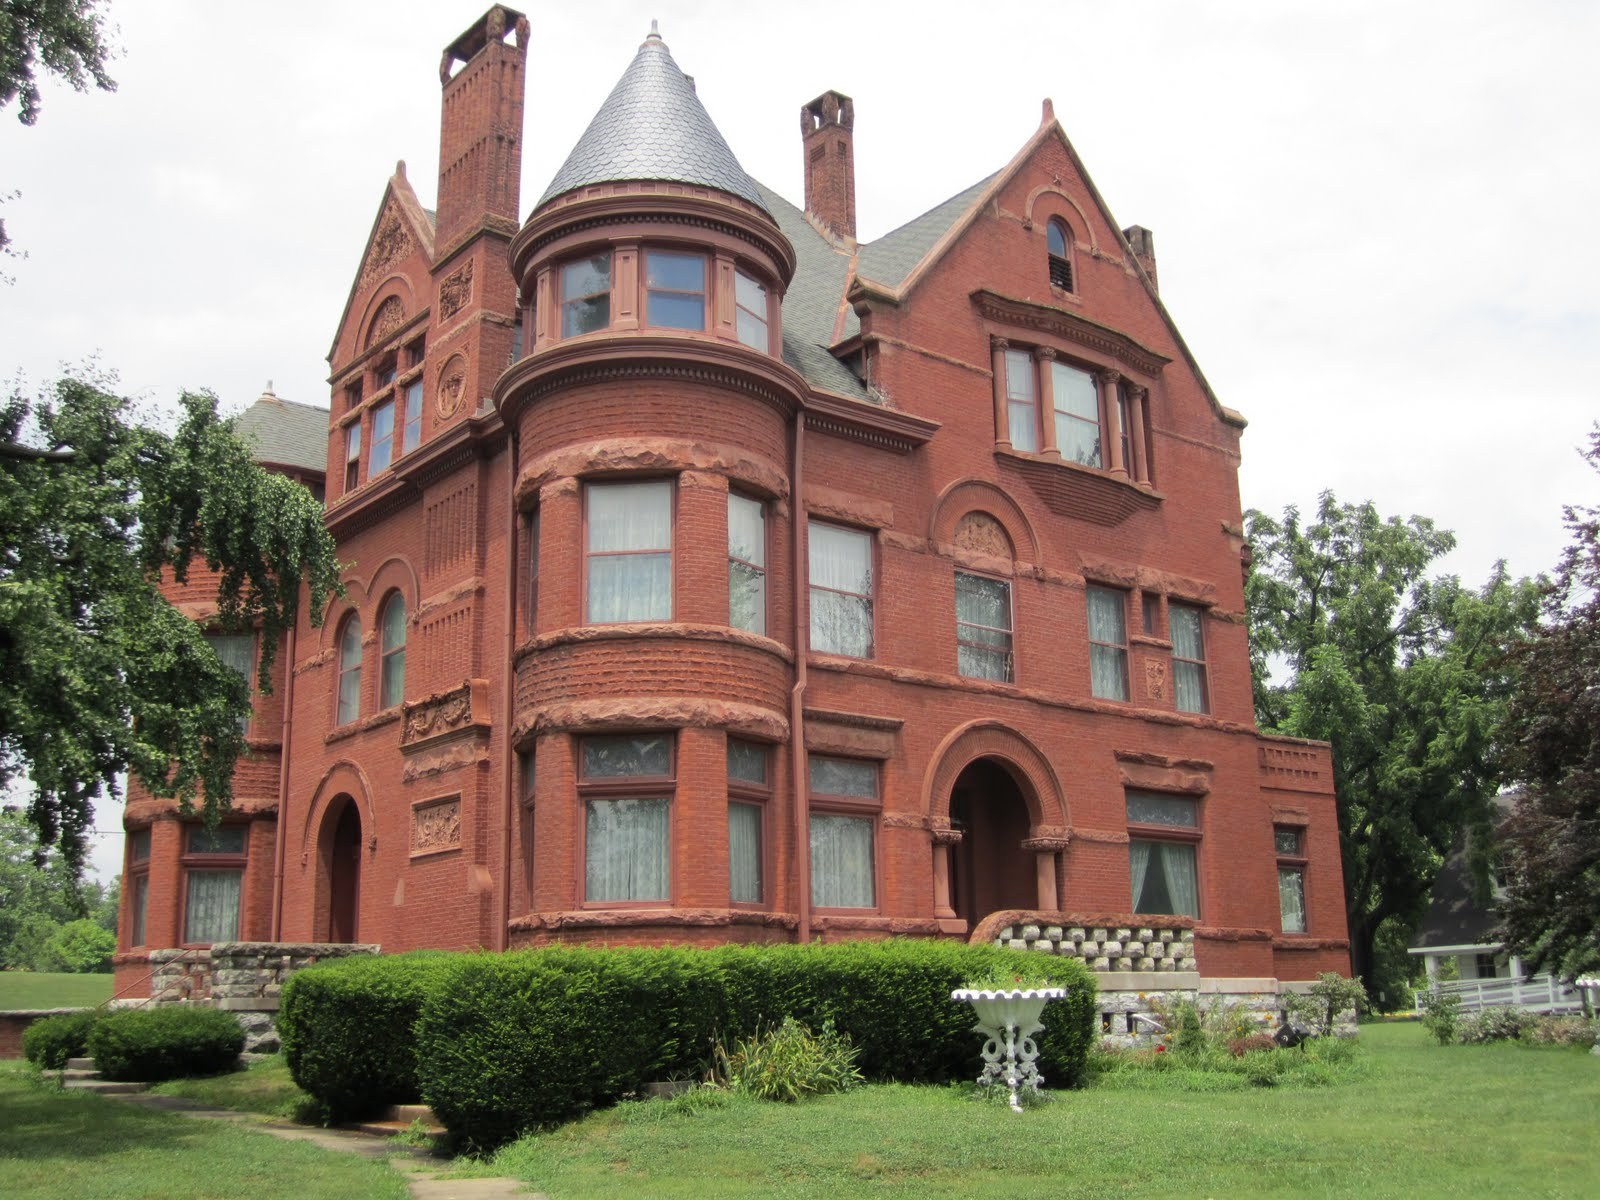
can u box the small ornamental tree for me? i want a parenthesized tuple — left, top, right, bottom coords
(1286, 972, 1368, 1037)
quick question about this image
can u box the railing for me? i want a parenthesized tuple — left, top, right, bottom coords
(1419, 974, 1583, 1014)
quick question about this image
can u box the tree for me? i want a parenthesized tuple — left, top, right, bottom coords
(44, 917, 115, 972)
(1247, 493, 1539, 984)
(1498, 430, 1600, 979)
(0, 374, 340, 869)
(0, 806, 87, 966)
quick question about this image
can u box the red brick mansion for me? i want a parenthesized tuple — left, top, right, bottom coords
(115, 7, 1350, 1003)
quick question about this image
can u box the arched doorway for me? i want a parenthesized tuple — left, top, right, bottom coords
(949, 758, 1036, 924)
(319, 795, 362, 943)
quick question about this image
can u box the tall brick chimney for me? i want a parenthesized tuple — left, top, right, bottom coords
(435, 5, 529, 253)
(1123, 225, 1158, 293)
(801, 90, 856, 239)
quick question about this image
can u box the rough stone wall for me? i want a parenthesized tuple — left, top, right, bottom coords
(995, 920, 1194, 972)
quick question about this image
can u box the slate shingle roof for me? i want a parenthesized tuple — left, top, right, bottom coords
(233, 392, 328, 474)
(856, 173, 997, 289)
(538, 31, 767, 211)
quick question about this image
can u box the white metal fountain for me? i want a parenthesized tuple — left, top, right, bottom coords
(950, 985, 1067, 1111)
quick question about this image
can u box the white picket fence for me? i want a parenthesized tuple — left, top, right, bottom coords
(1418, 973, 1584, 1015)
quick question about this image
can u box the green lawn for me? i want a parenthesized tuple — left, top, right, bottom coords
(0, 1063, 408, 1200)
(148, 1055, 310, 1119)
(471, 1022, 1600, 1199)
(0, 972, 112, 1010)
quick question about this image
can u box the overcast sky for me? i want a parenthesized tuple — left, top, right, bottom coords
(3, 1, 1595, 879)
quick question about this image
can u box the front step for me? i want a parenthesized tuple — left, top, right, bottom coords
(66, 1057, 95, 1071)
(353, 1102, 445, 1140)
(62, 1077, 150, 1095)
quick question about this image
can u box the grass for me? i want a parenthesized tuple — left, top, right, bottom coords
(0, 972, 112, 1009)
(147, 1054, 313, 1119)
(461, 1022, 1600, 1199)
(0, 1062, 408, 1199)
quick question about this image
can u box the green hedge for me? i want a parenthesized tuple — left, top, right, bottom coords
(86, 1006, 244, 1082)
(22, 1008, 103, 1069)
(413, 940, 1096, 1149)
(277, 951, 458, 1122)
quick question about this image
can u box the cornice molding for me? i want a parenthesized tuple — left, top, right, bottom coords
(971, 289, 1171, 378)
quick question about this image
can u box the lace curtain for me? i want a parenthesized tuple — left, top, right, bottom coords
(729, 803, 762, 903)
(184, 870, 241, 944)
(728, 493, 766, 634)
(810, 814, 874, 908)
(1052, 363, 1102, 467)
(1171, 605, 1207, 713)
(809, 524, 872, 656)
(588, 481, 672, 622)
(585, 798, 669, 901)
(1004, 349, 1037, 451)
(1086, 587, 1129, 700)
(956, 573, 1012, 680)
(1278, 867, 1306, 932)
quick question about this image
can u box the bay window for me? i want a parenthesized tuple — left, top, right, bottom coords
(808, 522, 873, 657)
(586, 480, 673, 623)
(955, 572, 1013, 682)
(580, 734, 673, 903)
(1086, 585, 1130, 701)
(728, 492, 766, 635)
(645, 250, 706, 330)
(562, 253, 612, 337)
(1170, 603, 1209, 714)
(727, 739, 769, 905)
(182, 824, 247, 945)
(809, 755, 879, 909)
(1127, 791, 1200, 918)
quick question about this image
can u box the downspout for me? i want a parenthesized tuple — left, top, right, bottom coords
(790, 415, 811, 943)
(497, 431, 520, 952)
(270, 619, 297, 940)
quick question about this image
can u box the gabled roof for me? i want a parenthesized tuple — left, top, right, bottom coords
(232, 390, 328, 475)
(327, 165, 437, 364)
(538, 28, 767, 212)
(855, 173, 997, 290)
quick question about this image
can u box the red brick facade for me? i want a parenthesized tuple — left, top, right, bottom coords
(116, 8, 1349, 997)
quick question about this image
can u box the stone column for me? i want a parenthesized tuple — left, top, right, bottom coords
(1036, 348, 1060, 457)
(990, 339, 1011, 449)
(931, 826, 962, 920)
(1098, 368, 1126, 476)
(1126, 384, 1149, 483)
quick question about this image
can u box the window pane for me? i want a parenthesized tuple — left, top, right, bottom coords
(727, 739, 767, 786)
(1004, 349, 1035, 402)
(381, 648, 406, 709)
(188, 825, 247, 854)
(809, 756, 877, 799)
(1052, 363, 1099, 420)
(1047, 221, 1068, 257)
(810, 814, 875, 907)
(646, 252, 705, 331)
(1008, 402, 1038, 452)
(648, 291, 706, 330)
(956, 573, 1009, 629)
(207, 634, 253, 683)
(403, 381, 423, 453)
(1130, 840, 1198, 916)
(582, 734, 672, 779)
(958, 645, 1011, 681)
(646, 252, 704, 291)
(381, 595, 406, 654)
(562, 254, 610, 299)
(1275, 827, 1303, 856)
(1170, 606, 1204, 659)
(1173, 662, 1206, 714)
(184, 870, 241, 943)
(729, 561, 766, 635)
(588, 553, 671, 622)
(585, 798, 669, 901)
(346, 422, 361, 460)
(1087, 586, 1128, 700)
(1278, 867, 1306, 932)
(1090, 644, 1128, 700)
(130, 874, 148, 946)
(736, 308, 768, 350)
(808, 524, 871, 593)
(589, 481, 672, 551)
(729, 802, 762, 903)
(337, 618, 361, 724)
(735, 270, 766, 312)
(810, 588, 872, 656)
(728, 494, 765, 567)
(129, 829, 151, 862)
(956, 573, 1012, 682)
(1126, 791, 1198, 828)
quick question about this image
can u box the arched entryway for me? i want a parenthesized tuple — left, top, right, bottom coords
(949, 759, 1038, 923)
(319, 795, 362, 943)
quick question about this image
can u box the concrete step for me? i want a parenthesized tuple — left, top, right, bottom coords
(353, 1118, 445, 1140)
(382, 1103, 438, 1124)
(62, 1078, 150, 1095)
(66, 1057, 96, 1071)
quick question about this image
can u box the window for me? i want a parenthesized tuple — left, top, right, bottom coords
(955, 572, 1013, 682)
(735, 270, 769, 351)
(1051, 361, 1101, 467)
(561, 253, 611, 336)
(727, 739, 769, 905)
(344, 422, 361, 492)
(402, 379, 423, 454)
(369, 399, 395, 475)
(526, 508, 540, 633)
(1004, 348, 1038, 452)
(728, 493, 766, 635)
(1170, 604, 1208, 714)
(1474, 952, 1500, 980)
(182, 824, 247, 945)
(1140, 590, 1161, 637)
(379, 593, 406, 710)
(645, 251, 706, 330)
(808, 522, 873, 657)
(1086, 586, 1129, 700)
(1127, 791, 1199, 917)
(809, 756, 879, 909)
(343, 380, 362, 411)
(1275, 825, 1307, 934)
(1047, 219, 1074, 291)
(376, 360, 397, 388)
(336, 616, 362, 725)
(206, 633, 253, 731)
(580, 734, 673, 903)
(586, 480, 673, 623)
(127, 829, 151, 947)
(1117, 383, 1134, 478)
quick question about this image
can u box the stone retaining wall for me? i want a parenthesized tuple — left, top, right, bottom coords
(995, 921, 1195, 972)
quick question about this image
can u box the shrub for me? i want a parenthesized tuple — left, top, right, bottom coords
(1526, 1014, 1598, 1046)
(1227, 1032, 1275, 1057)
(87, 1006, 244, 1082)
(1418, 987, 1461, 1045)
(1456, 1006, 1534, 1044)
(22, 1008, 102, 1068)
(714, 1017, 863, 1101)
(278, 951, 458, 1123)
(412, 940, 1097, 1150)
(45, 919, 116, 974)
(1285, 972, 1367, 1037)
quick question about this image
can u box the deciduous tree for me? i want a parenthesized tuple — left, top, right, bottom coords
(0, 375, 339, 870)
(1499, 430, 1600, 978)
(1247, 494, 1538, 984)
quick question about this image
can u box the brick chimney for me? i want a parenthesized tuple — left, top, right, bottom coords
(435, 5, 529, 252)
(1123, 225, 1158, 293)
(801, 90, 856, 239)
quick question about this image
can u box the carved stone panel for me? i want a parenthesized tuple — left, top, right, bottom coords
(366, 296, 407, 350)
(401, 679, 490, 749)
(411, 795, 462, 857)
(952, 512, 1014, 560)
(436, 355, 468, 420)
(358, 204, 412, 294)
(1144, 658, 1167, 702)
(439, 259, 474, 321)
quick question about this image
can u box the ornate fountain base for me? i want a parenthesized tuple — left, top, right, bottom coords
(950, 987, 1067, 1112)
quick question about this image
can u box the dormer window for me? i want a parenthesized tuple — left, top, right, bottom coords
(562, 253, 612, 337)
(1047, 219, 1074, 292)
(645, 251, 706, 330)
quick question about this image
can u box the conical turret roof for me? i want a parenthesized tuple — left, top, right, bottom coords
(537, 27, 767, 212)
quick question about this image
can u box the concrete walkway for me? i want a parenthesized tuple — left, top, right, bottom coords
(114, 1093, 540, 1200)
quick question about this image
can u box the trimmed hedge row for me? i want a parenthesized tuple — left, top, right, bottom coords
(87, 1006, 244, 1081)
(22, 1008, 102, 1069)
(279, 939, 1097, 1147)
(277, 950, 457, 1122)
